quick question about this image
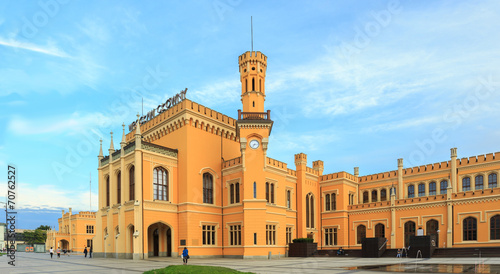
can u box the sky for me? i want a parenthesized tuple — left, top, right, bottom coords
(1, 0, 500, 229)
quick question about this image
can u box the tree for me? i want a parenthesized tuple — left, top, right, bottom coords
(37, 225, 51, 231)
(23, 229, 47, 245)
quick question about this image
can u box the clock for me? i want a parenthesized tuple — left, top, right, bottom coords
(249, 140, 260, 149)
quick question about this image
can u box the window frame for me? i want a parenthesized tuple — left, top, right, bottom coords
(153, 167, 169, 201)
(203, 172, 214, 204)
(462, 177, 471, 192)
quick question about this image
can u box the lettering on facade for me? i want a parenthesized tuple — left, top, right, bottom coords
(128, 88, 188, 131)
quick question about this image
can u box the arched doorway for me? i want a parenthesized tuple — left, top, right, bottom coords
(59, 239, 69, 251)
(404, 221, 416, 247)
(426, 219, 439, 247)
(147, 222, 172, 258)
(126, 225, 135, 259)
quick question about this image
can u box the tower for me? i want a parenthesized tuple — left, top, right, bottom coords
(238, 51, 267, 113)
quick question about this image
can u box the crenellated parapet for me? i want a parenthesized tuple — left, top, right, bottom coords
(294, 153, 307, 166)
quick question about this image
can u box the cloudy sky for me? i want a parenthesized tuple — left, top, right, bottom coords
(1, 0, 500, 229)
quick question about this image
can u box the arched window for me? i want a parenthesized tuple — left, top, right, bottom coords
(429, 182, 436, 196)
(252, 78, 255, 91)
(475, 175, 484, 190)
(270, 183, 275, 203)
(404, 221, 416, 247)
(408, 185, 415, 198)
(375, 223, 385, 238)
(253, 182, 256, 198)
(203, 173, 213, 204)
(491, 215, 500, 240)
(325, 194, 330, 211)
(235, 183, 240, 203)
(418, 183, 425, 197)
(230, 183, 235, 204)
(153, 167, 168, 201)
(440, 180, 447, 194)
(357, 225, 366, 244)
(306, 193, 314, 228)
(266, 182, 269, 202)
(427, 219, 439, 247)
(286, 190, 291, 209)
(252, 101, 255, 107)
(332, 193, 336, 210)
(371, 190, 378, 202)
(117, 171, 121, 204)
(245, 79, 248, 93)
(489, 173, 497, 188)
(462, 177, 471, 192)
(463, 217, 477, 241)
(106, 176, 110, 207)
(380, 189, 387, 201)
(259, 79, 262, 91)
(363, 191, 369, 203)
(129, 166, 135, 201)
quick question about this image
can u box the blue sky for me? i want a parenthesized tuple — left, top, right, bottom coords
(1, 0, 500, 229)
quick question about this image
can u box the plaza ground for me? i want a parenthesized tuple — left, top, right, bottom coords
(1, 252, 500, 273)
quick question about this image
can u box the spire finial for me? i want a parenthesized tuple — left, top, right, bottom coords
(109, 131, 114, 150)
(135, 113, 141, 135)
(98, 138, 103, 157)
(121, 123, 126, 144)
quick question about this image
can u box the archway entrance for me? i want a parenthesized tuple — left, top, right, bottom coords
(404, 221, 416, 247)
(59, 239, 69, 250)
(147, 222, 172, 257)
(426, 219, 439, 247)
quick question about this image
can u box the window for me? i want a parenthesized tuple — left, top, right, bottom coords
(462, 177, 471, 192)
(203, 173, 213, 204)
(380, 189, 387, 201)
(229, 182, 240, 204)
(357, 225, 366, 244)
(306, 193, 315, 228)
(491, 215, 500, 240)
(489, 174, 497, 188)
(229, 225, 241, 246)
(252, 78, 255, 91)
(429, 182, 436, 196)
(463, 217, 477, 241)
(325, 194, 330, 211)
(286, 227, 292, 245)
(202, 225, 216, 245)
(154, 167, 168, 201)
(331, 193, 336, 210)
(440, 180, 448, 194)
(266, 182, 275, 203)
(371, 190, 378, 202)
(87, 239, 93, 248)
(375, 223, 385, 238)
(363, 191, 369, 203)
(349, 193, 354, 205)
(475, 175, 484, 190)
(325, 193, 336, 211)
(117, 171, 121, 204)
(266, 224, 276, 245)
(86, 225, 94, 234)
(129, 166, 135, 201)
(254, 233, 257, 245)
(418, 183, 425, 197)
(325, 228, 337, 246)
(408, 185, 415, 198)
(106, 176, 110, 207)
(253, 182, 256, 198)
(286, 190, 291, 209)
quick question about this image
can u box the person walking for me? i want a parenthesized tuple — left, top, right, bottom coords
(49, 247, 54, 259)
(84, 247, 88, 258)
(89, 246, 92, 258)
(182, 247, 189, 265)
(57, 248, 61, 258)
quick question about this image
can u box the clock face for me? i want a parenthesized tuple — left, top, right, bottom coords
(249, 140, 260, 149)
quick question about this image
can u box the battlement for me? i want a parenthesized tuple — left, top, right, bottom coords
(320, 171, 357, 182)
(287, 169, 297, 177)
(457, 152, 499, 166)
(238, 51, 267, 66)
(77, 211, 96, 218)
(267, 157, 287, 170)
(294, 153, 307, 163)
(358, 170, 398, 183)
(402, 161, 450, 175)
(305, 166, 319, 175)
(223, 157, 242, 169)
(313, 160, 324, 169)
(125, 99, 238, 142)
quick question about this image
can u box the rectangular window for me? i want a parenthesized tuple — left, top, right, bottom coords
(286, 227, 292, 245)
(254, 233, 257, 245)
(229, 182, 240, 204)
(324, 228, 337, 246)
(266, 224, 276, 245)
(202, 225, 216, 245)
(86, 225, 94, 234)
(229, 225, 242, 246)
(87, 239, 93, 248)
(286, 190, 291, 209)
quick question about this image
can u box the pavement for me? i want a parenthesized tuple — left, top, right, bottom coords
(1, 252, 500, 274)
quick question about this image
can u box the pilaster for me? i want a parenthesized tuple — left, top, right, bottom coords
(397, 158, 403, 199)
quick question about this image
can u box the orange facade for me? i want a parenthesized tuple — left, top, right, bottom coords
(95, 50, 500, 259)
(46, 208, 96, 252)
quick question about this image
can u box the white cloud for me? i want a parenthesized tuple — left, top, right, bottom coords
(0, 37, 70, 58)
(190, 79, 240, 106)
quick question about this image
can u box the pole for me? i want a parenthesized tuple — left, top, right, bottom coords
(251, 16, 253, 52)
(90, 172, 91, 211)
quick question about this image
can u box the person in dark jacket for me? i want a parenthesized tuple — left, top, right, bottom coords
(182, 247, 189, 265)
(84, 247, 88, 258)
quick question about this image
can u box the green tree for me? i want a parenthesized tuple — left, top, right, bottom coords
(23, 229, 47, 245)
(37, 225, 51, 230)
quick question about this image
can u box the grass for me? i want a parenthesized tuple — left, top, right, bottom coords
(144, 265, 254, 274)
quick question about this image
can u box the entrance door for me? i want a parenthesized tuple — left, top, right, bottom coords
(153, 229, 159, 257)
(166, 227, 172, 257)
(426, 219, 439, 247)
(404, 221, 415, 247)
